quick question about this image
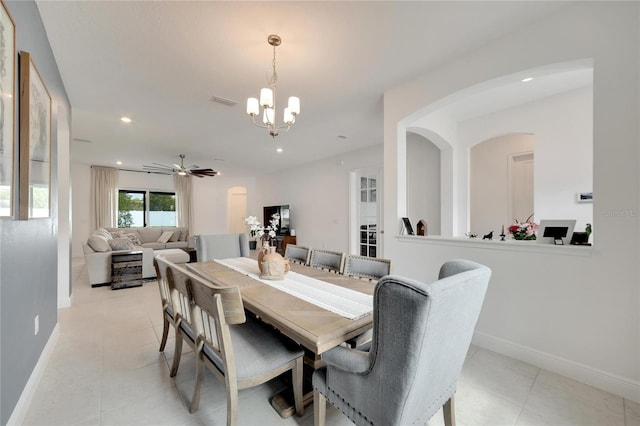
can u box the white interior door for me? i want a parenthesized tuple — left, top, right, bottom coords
(510, 152, 534, 222)
(227, 186, 247, 233)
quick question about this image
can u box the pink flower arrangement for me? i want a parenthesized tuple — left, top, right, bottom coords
(508, 215, 538, 240)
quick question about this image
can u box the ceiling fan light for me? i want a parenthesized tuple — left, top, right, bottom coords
(246, 97, 259, 116)
(260, 88, 273, 108)
(178, 171, 187, 176)
(288, 96, 300, 115)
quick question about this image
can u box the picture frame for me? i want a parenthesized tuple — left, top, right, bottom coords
(0, 0, 15, 218)
(401, 217, 414, 235)
(577, 192, 593, 203)
(18, 51, 51, 220)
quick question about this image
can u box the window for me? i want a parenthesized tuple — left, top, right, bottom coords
(149, 192, 176, 226)
(118, 190, 176, 227)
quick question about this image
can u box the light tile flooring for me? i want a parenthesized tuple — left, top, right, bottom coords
(23, 259, 640, 426)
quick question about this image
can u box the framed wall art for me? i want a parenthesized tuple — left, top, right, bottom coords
(19, 51, 51, 220)
(0, 0, 15, 217)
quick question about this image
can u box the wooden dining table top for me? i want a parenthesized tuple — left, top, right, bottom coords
(186, 260, 375, 356)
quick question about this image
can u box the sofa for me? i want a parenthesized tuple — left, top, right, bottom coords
(83, 226, 190, 286)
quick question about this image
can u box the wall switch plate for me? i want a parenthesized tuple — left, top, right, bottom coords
(34, 315, 39, 335)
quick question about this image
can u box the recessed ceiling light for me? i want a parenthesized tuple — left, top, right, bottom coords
(521, 77, 534, 83)
(276, 147, 284, 153)
(120, 116, 132, 123)
(116, 161, 122, 165)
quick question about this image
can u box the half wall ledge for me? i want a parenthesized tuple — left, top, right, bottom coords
(396, 235, 593, 257)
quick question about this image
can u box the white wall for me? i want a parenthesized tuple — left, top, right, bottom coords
(256, 145, 383, 254)
(191, 175, 257, 236)
(384, 2, 639, 401)
(462, 87, 593, 234)
(470, 134, 535, 236)
(406, 132, 441, 235)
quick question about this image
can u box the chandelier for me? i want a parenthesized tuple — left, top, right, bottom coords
(246, 34, 300, 138)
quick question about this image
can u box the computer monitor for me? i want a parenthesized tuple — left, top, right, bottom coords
(537, 220, 576, 245)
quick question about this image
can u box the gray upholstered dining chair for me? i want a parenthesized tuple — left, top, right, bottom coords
(343, 254, 391, 282)
(313, 259, 491, 426)
(166, 262, 305, 425)
(153, 250, 190, 352)
(309, 249, 345, 274)
(284, 244, 311, 265)
(194, 233, 249, 262)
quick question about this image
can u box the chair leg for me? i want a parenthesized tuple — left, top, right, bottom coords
(314, 389, 326, 426)
(170, 333, 184, 377)
(443, 395, 456, 426)
(189, 355, 204, 413)
(159, 317, 170, 352)
(292, 358, 304, 416)
(226, 382, 239, 426)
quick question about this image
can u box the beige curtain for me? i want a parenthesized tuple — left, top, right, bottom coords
(91, 166, 119, 230)
(174, 174, 193, 233)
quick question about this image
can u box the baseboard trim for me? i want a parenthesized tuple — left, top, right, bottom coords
(57, 295, 72, 309)
(472, 331, 640, 403)
(7, 324, 60, 426)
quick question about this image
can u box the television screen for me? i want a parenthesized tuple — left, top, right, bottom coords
(263, 204, 290, 236)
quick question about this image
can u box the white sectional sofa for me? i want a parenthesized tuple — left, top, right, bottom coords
(82, 226, 190, 287)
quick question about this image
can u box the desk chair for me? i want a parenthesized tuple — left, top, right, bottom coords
(313, 259, 491, 426)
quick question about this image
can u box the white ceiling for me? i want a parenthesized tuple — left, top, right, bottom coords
(36, 1, 570, 176)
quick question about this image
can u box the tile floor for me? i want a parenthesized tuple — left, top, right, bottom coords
(22, 259, 640, 426)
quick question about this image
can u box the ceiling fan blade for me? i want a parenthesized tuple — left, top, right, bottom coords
(186, 164, 199, 169)
(143, 165, 171, 171)
(190, 169, 217, 176)
(172, 163, 182, 169)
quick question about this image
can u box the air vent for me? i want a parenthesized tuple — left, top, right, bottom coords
(210, 96, 238, 107)
(72, 138, 92, 143)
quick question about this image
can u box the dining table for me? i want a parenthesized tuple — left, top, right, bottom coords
(186, 257, 375, 417)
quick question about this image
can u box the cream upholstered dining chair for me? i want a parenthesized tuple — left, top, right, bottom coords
(309, 249, 345, 274)
(343, 254, 391, 282)
(194, 233, 250, 262)
(313, 259, 491, 426)
(153, 250, 190, 352)
(284, 244, 311, 265)
(167, 262, 305, 425)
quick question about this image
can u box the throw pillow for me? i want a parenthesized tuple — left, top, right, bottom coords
(179, 230, 188, 241)
(109, 238, 135, 251)
(124, 232, 142, 246)
(157, 231, 174, 244)
(110, 230, 126, 239)
(95, 228, 113, 240)
(87, 235, 110, 252)
(168, 230, 180, 242)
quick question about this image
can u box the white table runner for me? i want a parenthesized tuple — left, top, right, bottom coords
(215, 257, 373, 320)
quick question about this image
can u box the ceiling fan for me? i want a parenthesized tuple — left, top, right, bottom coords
(142, 154, 219, 178)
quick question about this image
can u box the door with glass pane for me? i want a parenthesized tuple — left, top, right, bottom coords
(357, 169, 380, 258)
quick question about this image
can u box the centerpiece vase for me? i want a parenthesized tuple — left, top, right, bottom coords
(257, 241, 290, 280)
